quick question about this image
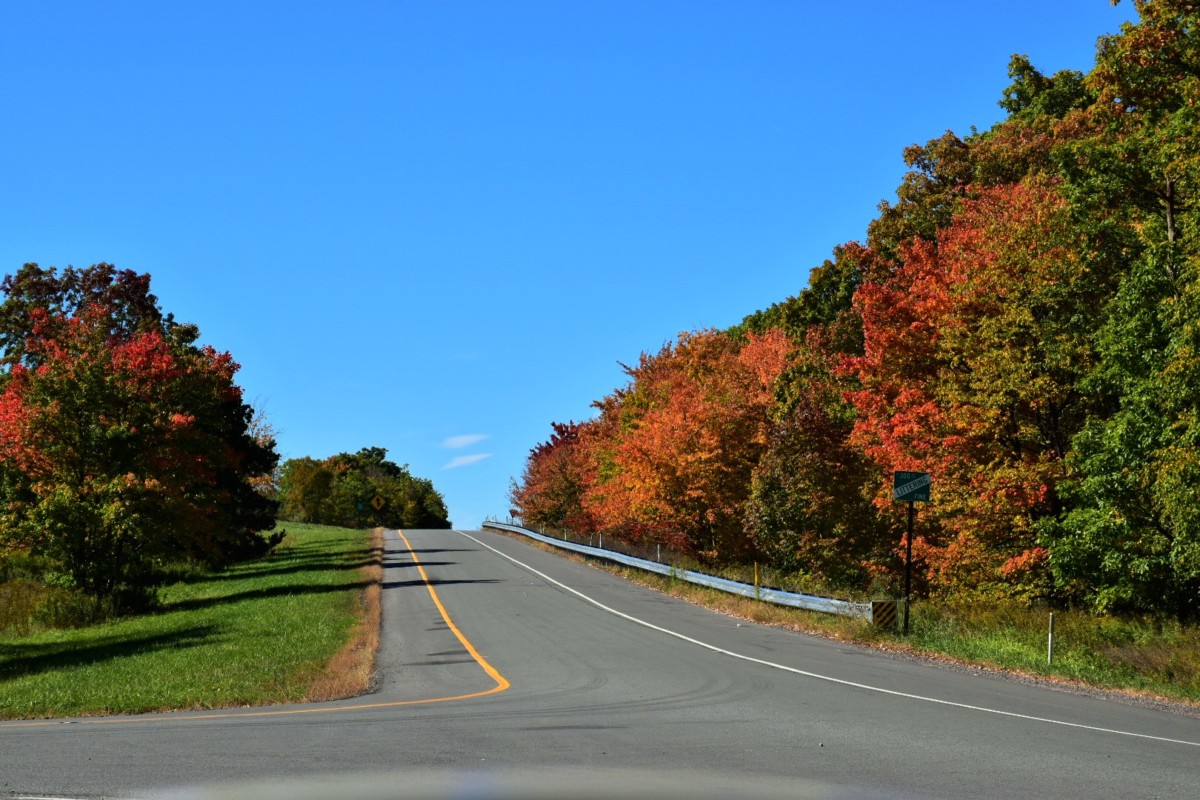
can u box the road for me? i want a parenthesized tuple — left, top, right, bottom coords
(1, 527, 1198, 798)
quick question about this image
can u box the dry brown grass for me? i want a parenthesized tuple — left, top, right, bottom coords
(0, 577, 55, 636)
(304, 527, 384, 702)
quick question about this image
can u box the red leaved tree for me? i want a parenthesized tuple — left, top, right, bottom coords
(578, 329, 791, 558)
(0, 284, 279, 609)
(510, 420, 597, 533)
(844, 183, 1096, 598)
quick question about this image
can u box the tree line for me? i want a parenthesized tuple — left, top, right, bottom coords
(276, 447, 450, 530)
(512, 0, 1200, 618)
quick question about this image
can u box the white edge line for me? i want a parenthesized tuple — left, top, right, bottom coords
(458, 529, 1200, 749)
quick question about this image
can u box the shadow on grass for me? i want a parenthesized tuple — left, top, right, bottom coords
(174, 546, 382, 585)
(219, 557, 380, 581)
(161, 581, 372, 613)
(269, 541, 362, 558)
(0, 625, 219, 680)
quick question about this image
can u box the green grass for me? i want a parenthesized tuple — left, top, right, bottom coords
(902, 602, 1200, 702)
(0, 522, 374, 720)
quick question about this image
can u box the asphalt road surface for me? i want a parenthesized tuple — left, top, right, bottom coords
(2, 527, 1198, 799)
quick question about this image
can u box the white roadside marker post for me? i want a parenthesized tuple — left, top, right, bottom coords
(1048, 612, 1055, 665)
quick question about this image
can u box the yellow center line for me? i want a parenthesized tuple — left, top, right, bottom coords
(394, 528, 510, 695)
(0, 529, 510, 729)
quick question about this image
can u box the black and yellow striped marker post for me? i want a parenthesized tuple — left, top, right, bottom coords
(871, 600, 898, 629)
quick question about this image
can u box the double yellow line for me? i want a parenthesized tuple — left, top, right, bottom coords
(0, 529, 509, 729)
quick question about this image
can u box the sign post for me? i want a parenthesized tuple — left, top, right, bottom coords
(904, 501, 914, 635)
(893, 471, 931, 635)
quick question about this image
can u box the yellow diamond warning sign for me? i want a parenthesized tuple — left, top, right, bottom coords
(370, 494, 386, 511)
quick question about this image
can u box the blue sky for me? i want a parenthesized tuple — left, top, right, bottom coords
(1, 1, 1134, 528)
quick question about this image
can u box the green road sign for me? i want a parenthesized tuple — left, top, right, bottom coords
(893, 471, 931, 502)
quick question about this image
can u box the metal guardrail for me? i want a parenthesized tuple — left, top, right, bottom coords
(482, 521, 891, 624)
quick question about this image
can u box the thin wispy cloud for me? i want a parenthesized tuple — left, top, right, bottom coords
(443, 434, 489, 449)
(444, 453, 493, 470)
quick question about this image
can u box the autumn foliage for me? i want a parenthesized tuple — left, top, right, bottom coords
(585, 329, 791, 556)
(514, 329, 791, 556)
(844, 184, 1095, 597)
(0, 264, 280, 611)
(513, 2, 1200, 617)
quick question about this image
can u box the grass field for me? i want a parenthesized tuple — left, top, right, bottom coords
(0, 522, 381, 720)
(901, 602, 1200, 701)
